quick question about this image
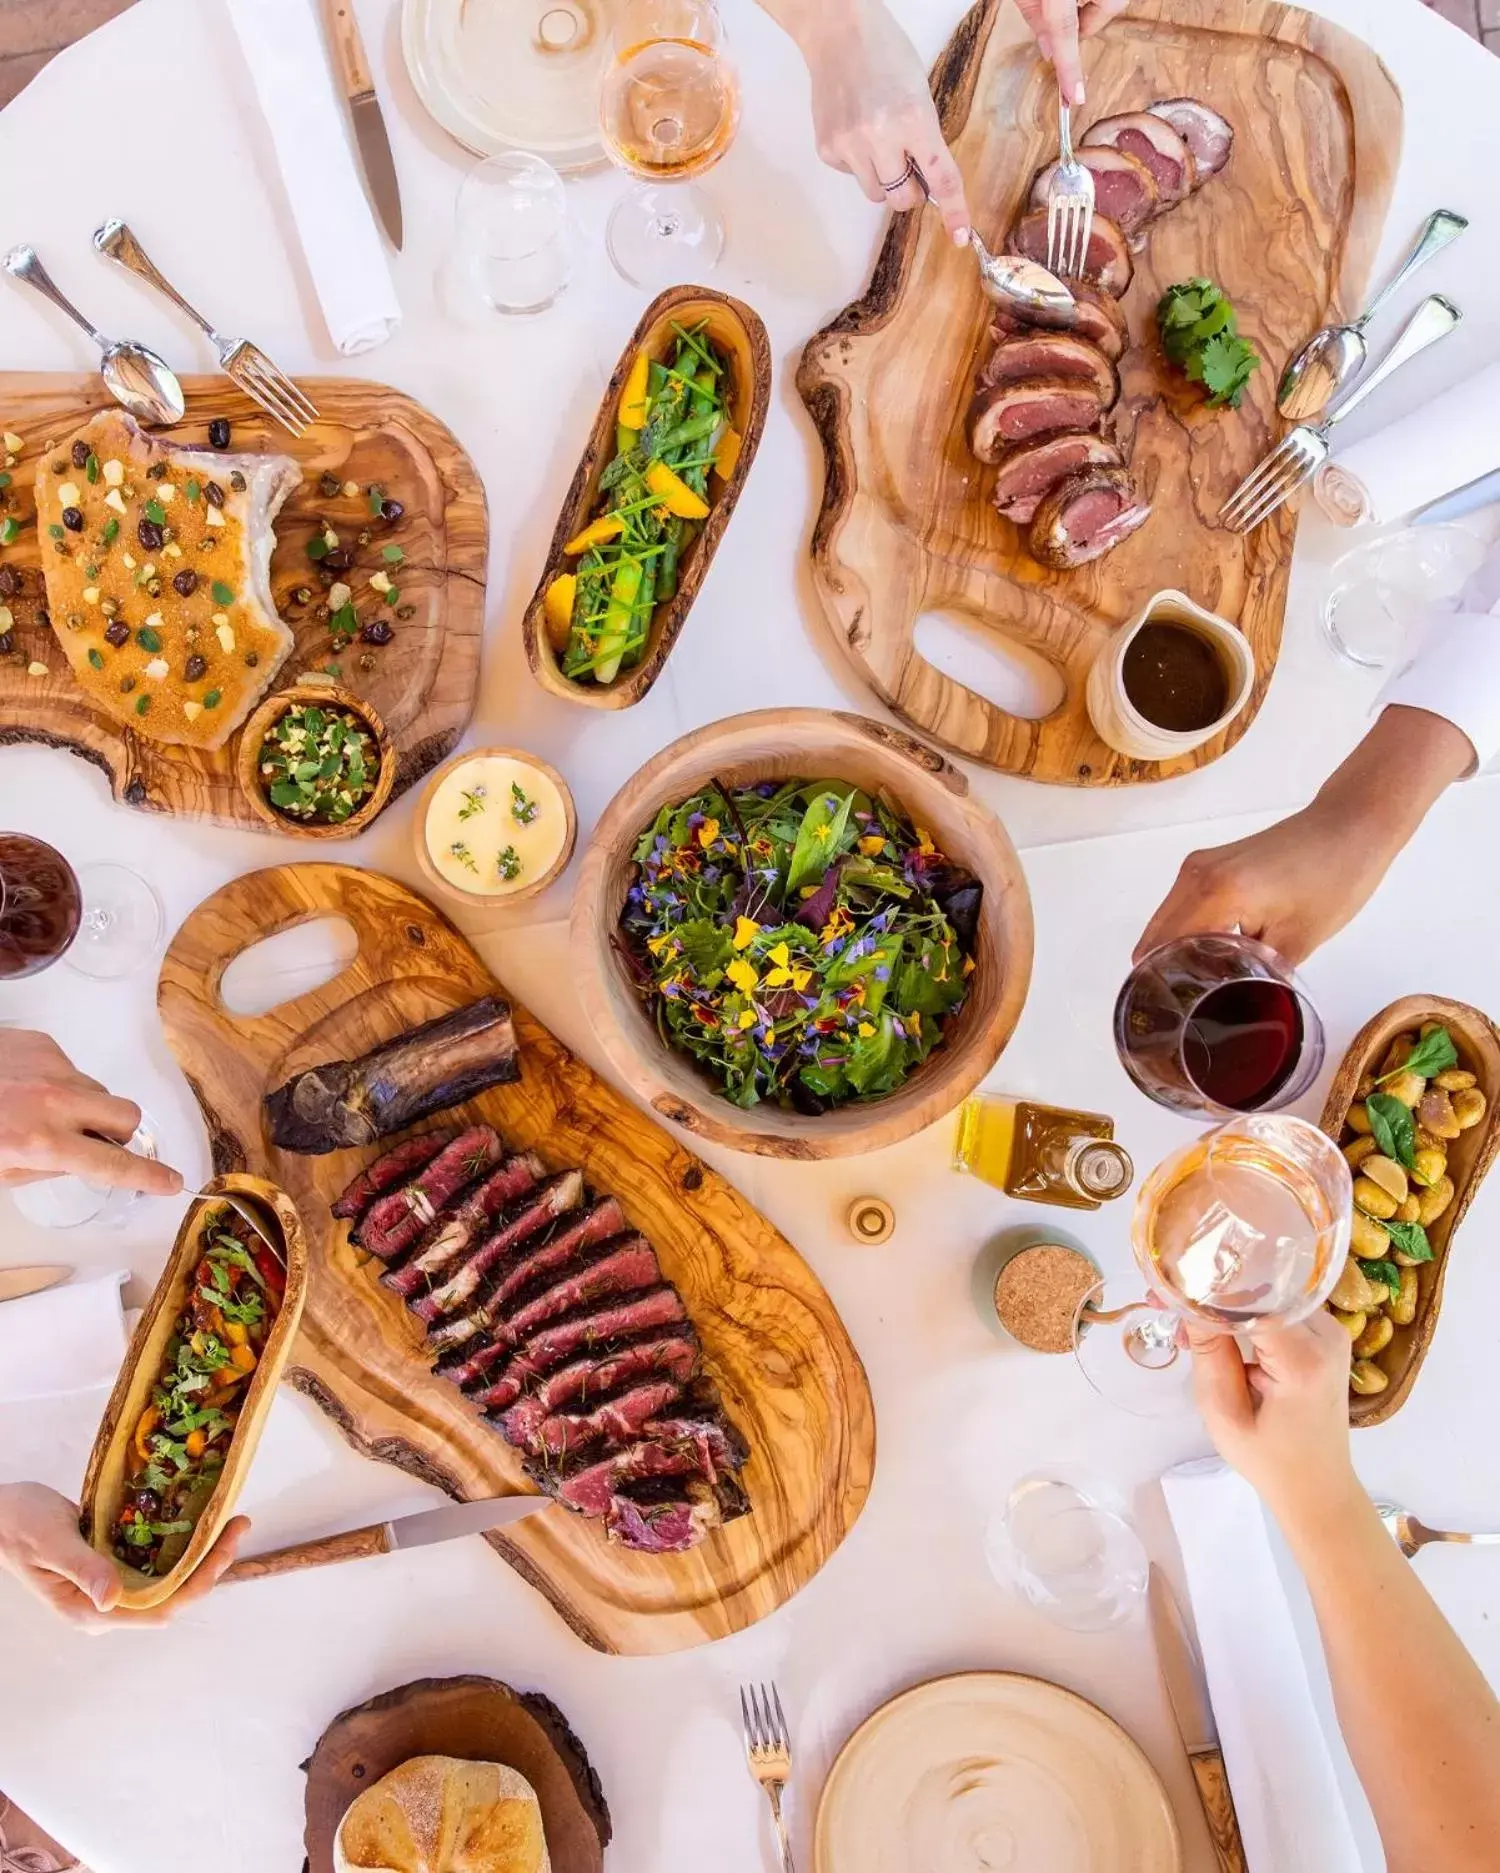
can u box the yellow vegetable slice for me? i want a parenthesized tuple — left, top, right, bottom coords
(563, 514, 624, 555)
(713, 424, 743, 480)
(618, 350, 652, 429)
(543, 572, 576, 636)
(644, 460, 710, 520)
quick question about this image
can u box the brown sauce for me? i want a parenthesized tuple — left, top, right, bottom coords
(1122, 621, 1229, 733)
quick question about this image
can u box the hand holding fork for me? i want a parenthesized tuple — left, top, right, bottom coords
(1044, 93, 1094, 281)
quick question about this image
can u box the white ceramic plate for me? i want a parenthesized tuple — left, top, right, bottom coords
(402, 0, 611, 172)
(815, 1672, 1182, 1873)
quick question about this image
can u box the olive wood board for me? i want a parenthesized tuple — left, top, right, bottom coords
(158, 863, 876, 1655)
(302, 1674, 609, 1873)
(0, 376, 486, 829)
(796, 0, 1402, 781)
(1319, 995, 1500, 1428)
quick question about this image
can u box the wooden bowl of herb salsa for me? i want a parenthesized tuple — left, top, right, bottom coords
(571, 708, 1034, 1158)
(236, 676, 394, 839)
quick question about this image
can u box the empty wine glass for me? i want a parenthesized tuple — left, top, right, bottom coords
(1321, 522, 1486, 671)
(453, 151, 572, 315)
(986, 1475, 1149, 1630)
(65, 863, 165, 979)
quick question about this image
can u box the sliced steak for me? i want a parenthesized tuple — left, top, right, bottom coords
(976, 333, 1118, 407)
(528, 1378, 688, 1460)
(967, 377, 1110, 464)
(605, 1490, 718, 1554)
(1007, 209, 1133, 296)
(553, 1436, 716, 1518)
(457, 1286, 690, 1406)
(476, 1197, 627, 1322)
(1148, 98, 1234, 181)
(1028, 147, 1159, 234)
(382, 1152, 544, 1298)
(991, 433, 1124, 524)
(496, 1331, 701, 1448)
(356, 1126, 503, 1262)
(1030, 463, 1153, 568)
(988, 282, 1128, 361)
(431, 1231, 659, 1353)
(411, 1170, 585, 1324)
(1081, 112, 1195, 207)
(331, 1131, 457, 1222)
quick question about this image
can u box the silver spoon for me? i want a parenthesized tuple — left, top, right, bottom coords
(967, 228, 1078, 326)
(1376, 1499, 1500, 1560)
(2, 243, 185, 426)
(187, 1188, 286, 1264)
(1278, 209, 1468, 421)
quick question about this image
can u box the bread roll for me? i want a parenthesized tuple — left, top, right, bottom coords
(334, 1756, 550, 1873)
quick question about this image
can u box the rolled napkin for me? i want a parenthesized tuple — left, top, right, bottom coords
(225, 0, 401, 355)
(0, 1271, 127, 1405)
(1161, 1458, 1365, 1873)
(1315, 361, 1500, 527)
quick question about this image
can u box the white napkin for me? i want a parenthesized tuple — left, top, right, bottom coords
(225, 0, 401, 355)
(1316, 361, 1500, 526)
(1161, 1458, 1365, 1873)
(0, 1271, 127, 1405)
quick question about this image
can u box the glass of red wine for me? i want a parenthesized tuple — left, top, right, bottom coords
(1114, 933, 1325, 1118)
(0, 833, 163, 980)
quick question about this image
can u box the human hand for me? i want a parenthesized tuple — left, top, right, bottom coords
(0, 1029, 181, 1194)
(1013, 0, 1131, 106)
(0, 1483, 248, 1631)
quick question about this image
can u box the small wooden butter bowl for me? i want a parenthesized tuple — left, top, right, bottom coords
(413, 745, 577, 910)
(1085, 589, 1254, 763)
(237, 677, 395, 840)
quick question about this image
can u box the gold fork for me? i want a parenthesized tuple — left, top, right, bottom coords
(740, 1681, 795, 1873)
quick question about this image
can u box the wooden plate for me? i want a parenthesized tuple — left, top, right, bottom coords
(158, 863, 875, 1654)
(815, 1672, 1181, 1871)
(522, 284, 771, 710)
(0, 376, 485, 828)
(1319, 995, 1500, 1427)
(411, 744, 578, 909)
(303, 1674, 609, 1873)
(237, 677, 396, 841)
(796, 0, 1400, 780)
(571, 708, 1034, 1159)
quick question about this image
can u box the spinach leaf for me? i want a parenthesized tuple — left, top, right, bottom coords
(1381, 1218, 1433, 1263)
(1378, 1027, 1458, 1084)
(1366, 1092, 1416, 1171)
(787, 789, 855, 895)
(1358, 1258, 1403, 1303)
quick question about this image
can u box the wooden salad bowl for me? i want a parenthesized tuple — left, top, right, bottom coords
(411, 744, 578, 910)
(79, 1174, 308, 1610)
(522, 283, 772, 711)
(571, 707, 1034, 1159)
(1319, 995, 1500, 1428)
(236, 676, 396, 841)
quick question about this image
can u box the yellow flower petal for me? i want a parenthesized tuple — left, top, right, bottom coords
(726, 958, 759, 993)
(858, 835, 885, 856)
(792, 968, 812, 991)
(769, 942, 790, 967)
(737, 1009, 757, 1030)
(764, 967, 793, 987)
(909, 1011, 922, 1037)
(733, 916, 759, 950)
(962, 955, 976, 976)
(857, 1021, 875, 1038)
(697, 817, 720, 849)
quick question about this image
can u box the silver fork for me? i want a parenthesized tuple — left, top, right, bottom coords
(740, 1682, 795, 1873)
(1045, 95, 1094, 280)
(1221, 293, 1461, 533)
(92, 219, 319, 438)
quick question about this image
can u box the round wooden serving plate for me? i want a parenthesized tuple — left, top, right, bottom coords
(303, 1675, 609, 1873)
(815, 1672, 1181, 1872)
(412, 744, 577, 909)
(237, 677, 396, 840)
(571, 707, 1033, 1159)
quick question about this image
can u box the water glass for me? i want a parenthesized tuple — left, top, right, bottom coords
(10, 1117, 162, 1230)
(1321, 522, 1486, 671)
(454, 152, 571, 315)
(986, 1476, 1148, 1631)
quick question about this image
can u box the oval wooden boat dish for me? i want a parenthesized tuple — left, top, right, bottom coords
(79, 1174, 308, 1609)
(412, 744, 577, 910)
(1319, 995, 1500, 1428)
(522, 283, 772, 712)
(571, 707, 1034, 1159)
(237, 676, 396, 840)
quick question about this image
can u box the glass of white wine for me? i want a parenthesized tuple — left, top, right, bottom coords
(598, 0, 740, 287)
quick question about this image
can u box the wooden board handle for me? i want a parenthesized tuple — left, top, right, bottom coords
(1189, 1749, 1249, 1873)
(223, 1520, 390, 1583)
(321, 0, 375, 99)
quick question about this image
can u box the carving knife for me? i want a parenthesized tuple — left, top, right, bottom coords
(320, 0, 404, 249)
(223, 1493, 549, 1583)
(1149, 1565, 1249, 1873)
(0, 1265, 71, 1304)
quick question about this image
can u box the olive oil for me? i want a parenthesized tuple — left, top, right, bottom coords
(954, 1096, 1133, 1210)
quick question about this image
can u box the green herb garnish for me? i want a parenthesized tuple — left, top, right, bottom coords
(1380, 1219, 1433, 1263)
(1358, 1258, 1404, 1303)
(87, 648, 104, 669)
(202, 689, 221, 709)
(510, 782, 538, 826)
(1365, 1092, 1417, 1171)
(0, 517, 20, 547)
(458, 786, 486, 821)
(186, 477, 201, 502)
(450, 840, 478, 873)
(86, 452, 99, 484)
(260, 702, 378, 823)
(1377, 1027, 1458, 1085)
(211, 580, 235, 606)
(144, 498, 167, 526)
(381, 543, 404, 564)
(102, 517, 119, 544)
(134, 694, 151, 716)
(497, 845, 522, 882)
(136, 626, 162, 653)
(1157, 279, 1259, 408)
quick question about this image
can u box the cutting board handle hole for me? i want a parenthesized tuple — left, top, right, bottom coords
(220, 917, 360, 1017)
(913, 611, 1067, 722)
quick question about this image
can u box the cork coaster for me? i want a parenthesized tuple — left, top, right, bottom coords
(993, 1244, 1099, 1353)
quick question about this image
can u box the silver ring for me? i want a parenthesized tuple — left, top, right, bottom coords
(879, 158, 918, 193)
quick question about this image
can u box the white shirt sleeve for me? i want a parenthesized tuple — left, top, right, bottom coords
(1379, 560, 1500, 772)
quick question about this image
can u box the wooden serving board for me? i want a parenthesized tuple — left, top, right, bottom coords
(158, 864, 876, 1655)
(797, 0, 1401, 781)
(0, 377, 485, 827)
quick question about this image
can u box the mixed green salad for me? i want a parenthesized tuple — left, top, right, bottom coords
(619, 780, 982, 1112)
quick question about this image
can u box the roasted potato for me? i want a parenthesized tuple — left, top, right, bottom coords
(1360, 1155, 1409, 1204)
(1346, 1102, 1373, 1135)
(1352, 1176, 1399, 1220)
(1434, 1068, 1477, 1092)
(1343, 1134, 1379, 1169)
(1379, 1034, 1417, 1075)
(1417, 1175, 1455, 1227)
(1350, 1360, 1390, 1395)
(1350, 1207, 1393, 1258)
(1355, 1072, 1377, 1100)
(1411, 1146, 1447, 1189)
(1394, 1194, 1421, 1224)
(1417, 1086, 1461, 1140)
(1453, 1088, 1487, 1131)
(1331, 1308, 1367, 1337)
(1384, 1070, 1427, 1109)
(1390, 1266, 1420, 1327)
(1353, 1314, 1395, 1358)
(1414, 1124, 1444, 1153)
(1330, 1256, 1378, 1314)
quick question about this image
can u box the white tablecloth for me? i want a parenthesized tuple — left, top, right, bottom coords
(1, 2, 1498, 1869)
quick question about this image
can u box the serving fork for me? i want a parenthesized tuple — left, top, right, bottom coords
(741, 1681, 795, 1873)
(1220, 293, 1461, 533)
(92, 219, 319, 438)
(1044, 95, 1094, 281)
(1377, 1500, 1500, 1559)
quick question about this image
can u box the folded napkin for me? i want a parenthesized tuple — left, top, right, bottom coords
(1161, 1459, 1365, 1873)
(1316, 361, 1500, 527)
(225, 0, 401, 355)
(0, 1271, 127, 1405)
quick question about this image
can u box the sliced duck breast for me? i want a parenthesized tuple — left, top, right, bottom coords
(1028, 147, 1160, 235)
(1148, 98, 1234, 181)
(977, 333, 1119, 407)
(1081, 112, 1195, 207)
(967, 376, 1112, 465)
(1006, 209, 1133, 296)
(1029, 463, 1153, 569)
(986, 281, 1129, 361)
(990, 432, 1124, 524)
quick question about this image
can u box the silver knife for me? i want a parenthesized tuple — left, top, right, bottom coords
(320, 0, 403, 249)
(1149, 1566, 1249, 1873)
(0, 1265, 71, 1304)
(1411, 464, 1500, 527)
(222, 1492, 548, 1583)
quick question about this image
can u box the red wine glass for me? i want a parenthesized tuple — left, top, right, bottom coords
(0, 833, 82, 978)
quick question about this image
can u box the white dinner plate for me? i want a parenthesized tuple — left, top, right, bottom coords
(815, 1671, 1182, 1873)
